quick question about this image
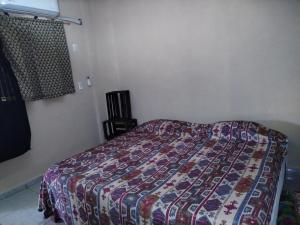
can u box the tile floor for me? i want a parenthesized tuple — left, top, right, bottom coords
(0, 180, 65, 225)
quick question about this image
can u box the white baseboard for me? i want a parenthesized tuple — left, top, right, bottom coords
(0, 175, 42, 200)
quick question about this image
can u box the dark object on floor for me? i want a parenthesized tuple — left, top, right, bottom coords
(103, 90, 137, 140)
(285, 167, 300, 192)
(295, 192, 300, 223)
(0, 39, 31, 162)
(277, 190, 300, 225)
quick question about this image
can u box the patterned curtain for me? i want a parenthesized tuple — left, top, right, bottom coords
(0, 15, 75, 101)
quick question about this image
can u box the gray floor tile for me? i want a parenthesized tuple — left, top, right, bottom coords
(28, 181, 42, 194)
(0, 214, 65, 225)
(0, 189, 36, 218)
(0, 189, 65, 225)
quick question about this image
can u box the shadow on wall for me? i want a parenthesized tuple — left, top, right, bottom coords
(258, 120, 300, 169)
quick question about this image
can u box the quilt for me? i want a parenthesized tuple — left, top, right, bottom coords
(39, 120, 288, 225)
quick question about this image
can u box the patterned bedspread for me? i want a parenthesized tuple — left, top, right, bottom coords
(39, 120, 287, 225)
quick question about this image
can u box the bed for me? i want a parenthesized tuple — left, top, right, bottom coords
(39, 119, 288, 225)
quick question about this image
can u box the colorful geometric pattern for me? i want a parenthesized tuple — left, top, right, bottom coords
(39, 120, 288, 225)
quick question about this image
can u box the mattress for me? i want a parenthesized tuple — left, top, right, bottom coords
(39, 120, 288, 225)
(270, 157, 286, 225)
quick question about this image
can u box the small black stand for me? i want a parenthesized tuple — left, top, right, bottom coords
(102, 90, 137, 140)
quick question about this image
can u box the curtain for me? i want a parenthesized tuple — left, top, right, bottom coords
(0, 40, 31, 162)
(0, 15, 75, 101)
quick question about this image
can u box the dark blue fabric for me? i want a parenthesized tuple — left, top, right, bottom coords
(0, 40, 31, 162)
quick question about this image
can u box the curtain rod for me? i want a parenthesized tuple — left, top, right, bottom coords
(0, 11, 83, 25)
(55, 16, 83, 25)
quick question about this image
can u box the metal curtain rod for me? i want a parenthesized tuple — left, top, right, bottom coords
(55, 16, 83, 25)
(0, 10, 83, 25)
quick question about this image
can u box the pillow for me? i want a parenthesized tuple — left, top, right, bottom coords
(136, 119, 211, 139)
(211, 121, 288, 145)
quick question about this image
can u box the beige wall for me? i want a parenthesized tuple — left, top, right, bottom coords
(88, 0, 300, 168)
(86, 0, 120, 141)
(0, 0, 100, 193)
(1, 0, 300, 193)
